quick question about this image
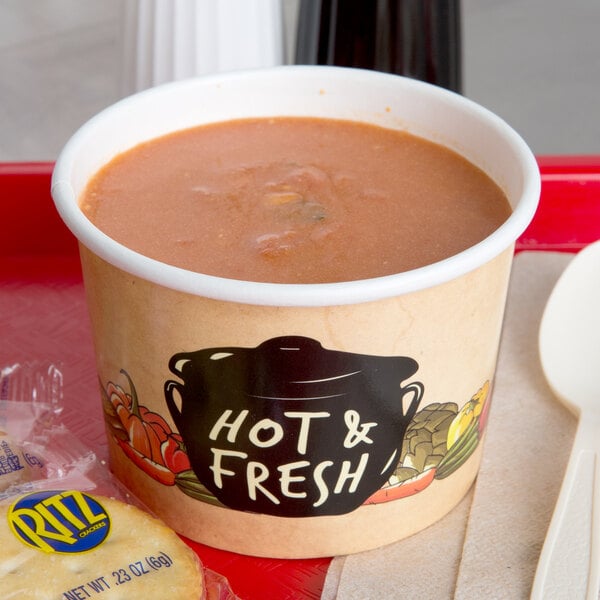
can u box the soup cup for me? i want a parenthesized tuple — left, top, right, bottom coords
(51, 66, 540, 557)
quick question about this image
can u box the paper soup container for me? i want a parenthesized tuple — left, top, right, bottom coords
(51, 66, 540, 558)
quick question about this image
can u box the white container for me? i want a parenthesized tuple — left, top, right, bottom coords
(120, 0, 284, 94)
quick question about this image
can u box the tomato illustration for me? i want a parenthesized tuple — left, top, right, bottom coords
(102, 369, 192, 486)
(117, 438, 176, 486)
(108, 370, 171, 465)
(161, 433, 191, 474)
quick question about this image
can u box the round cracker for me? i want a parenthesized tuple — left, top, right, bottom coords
(0, 490, 203, 599)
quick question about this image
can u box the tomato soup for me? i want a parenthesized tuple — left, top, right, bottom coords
(80, 117, 512, 284)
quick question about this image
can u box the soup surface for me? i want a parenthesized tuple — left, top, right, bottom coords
(80, 117, 512, 283)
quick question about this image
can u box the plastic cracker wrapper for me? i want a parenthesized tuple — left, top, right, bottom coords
(0, 363, 239, 600)
(0, 363, 63, 494)
(0, 362, 111, 500)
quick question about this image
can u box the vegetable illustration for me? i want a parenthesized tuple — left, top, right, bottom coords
(101, 370, 191, 486)
(446, 380, 489, 449)
(117, 438, 177, 486)
(161, 433, 191, 474)
(365, 468, 436, 504)
(435, 381, 490, 480)
(478, 386, 492, 434)
(366, 381, 492, 503)
(101, 369, 491, 504)
(365, 402, 457, 504)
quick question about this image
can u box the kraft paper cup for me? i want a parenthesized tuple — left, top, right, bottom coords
(51, 66, 540, 558)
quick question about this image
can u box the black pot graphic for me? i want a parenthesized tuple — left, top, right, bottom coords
(165, 336, 423, 517)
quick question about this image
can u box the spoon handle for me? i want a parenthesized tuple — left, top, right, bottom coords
(530, 416, 600, 600)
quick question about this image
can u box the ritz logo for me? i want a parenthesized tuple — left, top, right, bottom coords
(8, 490, 111, 554)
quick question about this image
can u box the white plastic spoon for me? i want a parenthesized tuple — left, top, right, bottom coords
(532, 240, 600, 600)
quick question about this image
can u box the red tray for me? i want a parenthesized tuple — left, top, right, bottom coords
(1, 157, 599, 599)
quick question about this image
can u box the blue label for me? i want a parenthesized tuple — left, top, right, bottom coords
(8, 490, 111, 554)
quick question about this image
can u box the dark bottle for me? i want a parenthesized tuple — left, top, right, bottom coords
(295, 0, 462, 93)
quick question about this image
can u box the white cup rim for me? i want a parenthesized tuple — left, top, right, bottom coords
(51, 66, 540, 307)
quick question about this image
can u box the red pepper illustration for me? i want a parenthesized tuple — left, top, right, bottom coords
(161, 433, 191, 474)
